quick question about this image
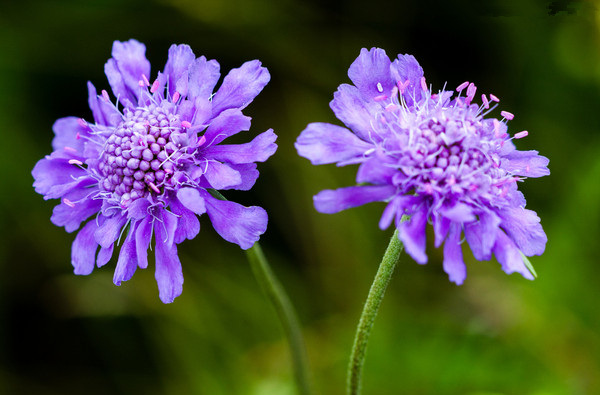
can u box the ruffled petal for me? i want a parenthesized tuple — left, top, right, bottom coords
(493, 230, 534, 280)
(223, 163, 259, 191)
(50, 185, 102, 232)
(113, 230, 138, 286)
(464, 210, 501, 261)
(443, 223, 467, 285)
(295, 123, 372, 165)
(211, 60, 270, 116)
(188, 56, 221, 102)
(499, 207, 547, 256)
(176, 187, 207, 215)
(94, 214, 127, 249)
(87, 82, 121, 126)
(164, 44, 196, 97)
(170, 198, 200, 244)
(348, 48, 394, 100)
(110, 39, 151, 105)
(51, 117, 88, 153)
(501, 150, 550, 178)
(126, 197, 151, 220)
(201, 191, 268, 249)
(104, 58, 134, 108)
(203, 129, 277, 164)
(313, 185, 396, 214)
(356, 153, 396, 184)
(397, 207, 428, 264)
(154, 225, 184, 303)
(202, 161, 242, 190)
(135, 217, 152, 269)
(329, 84, 381, 142)
(71, 220, 99, 275)
(32, 156, 89, 200)
(390, 54, 424, 106)
(202, 108, 251, 147)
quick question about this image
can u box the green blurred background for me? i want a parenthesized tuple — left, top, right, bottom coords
(1, 0, 599, 394)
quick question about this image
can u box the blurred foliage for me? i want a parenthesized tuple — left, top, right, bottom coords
(1, 0, 600, 394)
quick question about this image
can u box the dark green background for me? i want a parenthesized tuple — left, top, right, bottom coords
(1, 0, 599, 394)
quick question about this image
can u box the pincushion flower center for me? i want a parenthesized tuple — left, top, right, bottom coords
(98, 102, 187, 207)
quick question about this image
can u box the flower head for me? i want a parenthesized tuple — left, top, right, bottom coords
(33, 39, 277, 303)
(296, 48, 548, 284)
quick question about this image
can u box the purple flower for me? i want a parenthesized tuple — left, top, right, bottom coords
(296, 48, 548, 284)
(33, 39, 277, 303)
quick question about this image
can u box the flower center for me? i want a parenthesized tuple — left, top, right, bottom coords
(98, 102, 188, 206)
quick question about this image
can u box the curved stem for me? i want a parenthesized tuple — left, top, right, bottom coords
(347, 229, 404, 395)
(247, 243, 314, 395)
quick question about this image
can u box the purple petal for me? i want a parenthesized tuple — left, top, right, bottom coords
(71, 220, 99, 275)
(87, 82, 121, 126)
(154, 226, 184, 304)
(432, 212, 451, 248)
(464, 210, 501, 261)
(156, 209, 178, 249)
(188, 56, 221, 102)
(176, 187, 207, 215)
(135, 217, 152, 269)
(313, 185, 396, 214)
(397, 207, 428, 264)
(50, 184, 102, 232)
(127, 197, 151, 220)
(223, 163, 259, 191)
(499, 207, 547, 256)
(501, 150, 550, 178)
(493, 230, 534, 280)
(204, 129, 277, 164)
(348, 48, 394, 100)
(201, 191, 268, 249)
(164, 44, 196, 97)
(113, 231, 138, 286)
(202, 108, 251, 146)
(97, 245, 113, 268)
(295, 123, 372, 165)
(104, 58, 134, 108)
(51, 117, 88, 153)
(356, 154, 396, 184)
(438, 202, 476, 223)
(443, 223, 467, 285)
(32, 156, 88, 199)
(211, 60, 270, 116)
(203, 161, 242, 190)
(170, 198, 200, 244)
(110, 39, 151, 105)
(390, 54, 424, 105)
(330, 84, 381, 142)
(94, 214, 127, 249)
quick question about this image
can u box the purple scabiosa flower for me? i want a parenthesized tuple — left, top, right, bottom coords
(33, 39, 277, 303)
(295, 48, 548, 284)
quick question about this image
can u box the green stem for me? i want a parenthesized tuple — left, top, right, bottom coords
(246, 243, 314, 395)
(347, 229, 404, 395)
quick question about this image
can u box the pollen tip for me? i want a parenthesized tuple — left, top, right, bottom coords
(515, 130, 528, 139)
(101, 90, 110, 102)
(374, 94, 388, 102)
(181, 120, 192, 128)
(501, 111, 514, 120)
(68, 159, 83, 166)
(63, 198, 75, 208)
(150, 79, 160, 93)
(376, 82, 384, 93)
(456, 81, 469, 92)
(490, 93, 500, 102)
(172, 91, 180, 103)
(420, 77, 427, 92)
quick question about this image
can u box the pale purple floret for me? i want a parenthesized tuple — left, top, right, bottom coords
(32, 39, 277, 303)
(295, 48, 549, 284)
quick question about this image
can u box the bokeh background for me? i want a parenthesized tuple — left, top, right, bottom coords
(1, 0, 599, 394)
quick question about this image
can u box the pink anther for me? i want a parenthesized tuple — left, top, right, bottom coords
(456, 81, 469, 92)
(481, 94, 489, 109)
(385, 103, 398, 112)
(150, 79, 160, 93)
(172, 92, 180, 103)
(397, 79, 410, 94)
(501, 111, 514, 120)
(63, 198, 75, 208)
(514, 130, 528, 139)
(75, 132, 81, 140)
(197, 135, 207, 146)
(77, 118, 87, 128)
(420, 77, 427, 92)
(148, 182, 161, 194)
(181, 121, 192, 128)
(142, 74, 150, 86)
(374, 94, 387, 102)
(101, 90, 110, 102)
(489, 94, 499, 102)
(68, 159, 83, 166)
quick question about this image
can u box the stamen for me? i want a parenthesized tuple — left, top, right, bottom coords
(397, 79, 410, 94)
(150, 79, 160, 93)
(148, 182, 161, 194)
(64, 146, 77, 153)
(493, 119, 501, 137)
(514, 130, 528, 139)
(101, 90, 110, 102)
(75, 132, 81, 140)
(142, 74, 150, 86)
(456, 81, 469, 92)
(138, 80, 145, 87)
(481, 94, 489, 109)
(385, 103, 398, 112)
(63, 198, 75, 208)
(501, 111, 514, 120)
(181, 120, 192, 128)
(197, 135, 206, 146)
(374, 94, 388, 102)
(376, 82, 384, 93)
(420, 77, 427, 92)
(172, 91, 180, 103)
(77, 118, 87, 128)
(489, 94, 500, 102)
(68, 159, 83, 166)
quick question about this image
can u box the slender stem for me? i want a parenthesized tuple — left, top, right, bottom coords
(246, 243, 314, 395)
(347, 229, 404, 395)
